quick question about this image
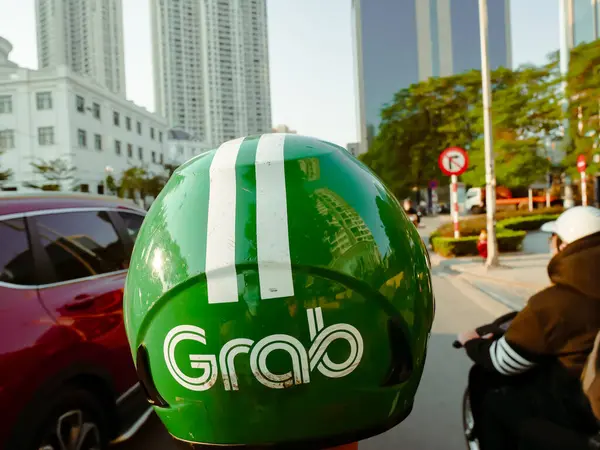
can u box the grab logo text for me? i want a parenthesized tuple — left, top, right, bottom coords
(163, 307, 364, 391)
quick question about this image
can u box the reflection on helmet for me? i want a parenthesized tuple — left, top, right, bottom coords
(124, 134, 434, 449)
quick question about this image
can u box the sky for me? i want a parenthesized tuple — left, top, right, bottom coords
(1, 0, 560, 148)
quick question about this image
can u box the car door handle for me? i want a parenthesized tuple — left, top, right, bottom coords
(65, 294, 95, 310)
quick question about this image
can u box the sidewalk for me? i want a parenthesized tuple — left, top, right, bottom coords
(433, 232, 552, 310)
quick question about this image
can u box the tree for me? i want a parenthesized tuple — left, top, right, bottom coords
(113, 165, 168, 200)
(0, 149, 12, 185)
(566, 39, 600, 177)
(360, 59, 561, 194)
(24, 158, 78, 191)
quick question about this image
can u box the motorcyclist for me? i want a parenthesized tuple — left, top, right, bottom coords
(457, 206, 600, 450)
(403, 198, 420, 225)
(123, 134, 435, 449)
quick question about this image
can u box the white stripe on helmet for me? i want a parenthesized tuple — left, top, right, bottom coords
(255, 133, 295, 300)
(206, 137, 244, 304)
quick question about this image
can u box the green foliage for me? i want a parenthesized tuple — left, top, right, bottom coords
(361, 55, 563, 197)
(566, 39, 600, 177)
(0, 149, 11, 184)
(431, 230, 526, 257)
(113, 165, 168, 199)
(24, 158, 78, 191)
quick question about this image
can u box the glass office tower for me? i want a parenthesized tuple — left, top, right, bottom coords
(352, 0, 512, 155)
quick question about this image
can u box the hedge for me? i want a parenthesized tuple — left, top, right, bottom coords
(432, 207, 563, 239)
(500, 214, 559, 231)
(429, 209, 560, 257)
(431, 230, 527, 257)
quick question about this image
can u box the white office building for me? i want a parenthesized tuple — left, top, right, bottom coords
(0, 37, 167, 194)
(35, 0, 127, 95)
(151, 0, 272, 147)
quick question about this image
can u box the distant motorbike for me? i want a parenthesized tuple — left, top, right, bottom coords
(409, 214, 420, 227)
(453, 312, 600, 450)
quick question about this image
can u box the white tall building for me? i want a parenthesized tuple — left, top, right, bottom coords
(35, 0, 126, 95)
(0, 37, 167, 194)
(151, 0, 272, 146)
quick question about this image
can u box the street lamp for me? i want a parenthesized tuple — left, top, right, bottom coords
(478, 0, 499, 268)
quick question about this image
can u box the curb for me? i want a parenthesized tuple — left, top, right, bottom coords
(450, 270, 546, 291)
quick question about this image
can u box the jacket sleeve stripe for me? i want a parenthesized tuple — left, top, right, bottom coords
(499, 337, 535, 367)
(490, 340, 512, 375)
(489, 337, 535, 375)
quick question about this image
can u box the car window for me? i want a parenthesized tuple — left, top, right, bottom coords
(118, 211, 145, 243)
(0, 218, 36, 286)
(34, 211, 128, 283)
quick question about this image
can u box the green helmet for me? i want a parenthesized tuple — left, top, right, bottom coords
(124, 134, 434, 449)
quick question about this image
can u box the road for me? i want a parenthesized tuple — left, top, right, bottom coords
(117, 215, 495, 450)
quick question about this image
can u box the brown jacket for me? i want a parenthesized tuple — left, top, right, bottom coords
(582, 331, 600, 420)
(504, 232, 600, 377)
(465, 232, 600, 378)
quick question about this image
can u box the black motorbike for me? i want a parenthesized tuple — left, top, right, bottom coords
(453, 312, 516, 450)
(453, 312, 600, 450)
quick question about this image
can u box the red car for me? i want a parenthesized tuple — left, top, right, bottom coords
(0, 192, 150, 450)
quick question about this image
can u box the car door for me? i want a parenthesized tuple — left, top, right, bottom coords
(31, 209, 138, 394)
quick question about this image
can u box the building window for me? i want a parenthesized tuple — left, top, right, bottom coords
(115, 140, 121, 155)
(38, 126, 54, 145)
(93, 102, 101, 119)
(113, 111, 120, 126)
(137, 121, 142, 135)
(94, 134, 102, 151)
(0, 95, 12, 114)
(160, 153, 164, 164)
(0, 130, 15, 149)
(150, 127, 155, 140)
(127, 143, 133, 158)
(152, 151, 156, 163)
(159, 131, 163, 142)
(76, 95, 85, 112)
(80, 184, 90, 193)
(36, 92, 53, 110)
(138, 147, 143, 160)
(77, 129, 87, 148)
(126, 116, 131, 131)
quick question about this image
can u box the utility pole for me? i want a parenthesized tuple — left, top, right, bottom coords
(478, 0, 499, 268)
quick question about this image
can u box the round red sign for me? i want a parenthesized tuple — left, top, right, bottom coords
(438, 147, 469, 177)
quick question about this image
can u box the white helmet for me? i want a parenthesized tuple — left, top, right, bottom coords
(541, 206, 600, 243)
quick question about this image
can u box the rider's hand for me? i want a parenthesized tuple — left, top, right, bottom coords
(457, 329, 494, 345)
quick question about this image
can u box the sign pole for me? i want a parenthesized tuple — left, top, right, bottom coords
(451, 174, 460, 238)
(439, 146, 469, 240)
(578, 154, 588, 206)
(528, 188, 533, 212)
(582, 172, 588, 206)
